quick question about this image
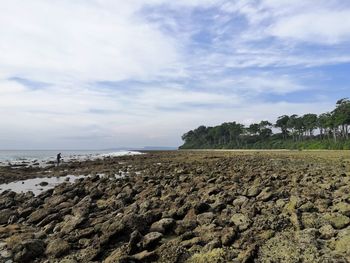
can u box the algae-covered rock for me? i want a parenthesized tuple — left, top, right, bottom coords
(332, 202, 350, 217)
(301, 212, 327, 229)
(258, 230, 324, 263)
(329, 228, 350, 255)
(13, 239, 45, 262)
(45, 238, 70, 258)
(231, 213, 251, 231)
(324, 213, 350, 229)
(246, 185, 261, 197)
(142, 232, 163, 249)
(186, 248, 225, 263)
(257, 187, 273, 201)
(319, 224, 336, 239)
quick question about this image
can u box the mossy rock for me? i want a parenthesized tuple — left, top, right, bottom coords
(258, 230, 324, 263)
(332, 202, 350, 217)
(329, 228, 350, 255)
(186, 248, 225, 263)
(324, 213, 350, 229)
(301, 212, 327, 229)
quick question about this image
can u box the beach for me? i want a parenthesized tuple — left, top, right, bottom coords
(0, 150, 349, 262)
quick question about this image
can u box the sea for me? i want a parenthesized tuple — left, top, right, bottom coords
(0, 150, 142, 166)
(0, 149, 142, 195)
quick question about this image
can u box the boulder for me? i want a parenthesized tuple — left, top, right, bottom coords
(133, 250, 157, 261)
(246, 185, 261, 197)
(194, 202, 211, 214)
(231, 213, 252, 231)
(142, 232, 163, 249)
(27, 208, 52, 224)
(150, 218, 175, 234)
(0, 209, 14, 224)
(319, 224, 336, 239)
(324, 213, 350, 229)
(257, 187, 273, 201)
(232, 196, 249, 207)
(221, 227, 237, 246)
(13, 239, 45, 262)
(60, 214, 86, 234)
(258, 230, 324, 262)
(46, 238, 70, 258)
(332, 202, 350, 217)
(197, 212, 215, 225)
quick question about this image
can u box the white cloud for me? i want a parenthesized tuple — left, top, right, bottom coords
(0, 0, 183, 83)
(269, 11, 350, 44)
(0, 0, 348, 149)
(198, 73, 306, 95)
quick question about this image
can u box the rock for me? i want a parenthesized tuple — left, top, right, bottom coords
(156, 239, 190, 263)
(301, 213, 327, 229)
(319, 224, 336, 239)
(186, 248, 225, 263)
(221, 227, 237, 246)
(142, 232, 163, 249)
(122, 213, 148, 233)
(13, 239, 45, 262)
(181, 237, 202, 248)
(258, 230, 324, 262)
(27, 208, 51, 224)
(332, 228, 350, 255)
(257, 187, 273, 201)
(299, 201, 315, 212)
(194, 202, 211, 214)
(88, 246, 112, 263)
(0, 209, 14, 224)
(203, 239, 222, 251)
(232, 196, 249, 207)
(324, 213, 350, 229)
(60, 214, 86, 234)
(175, 220, 197, 235)
(45, 195, 67, 207)
(231, 213, 252, 231)
(133, 250, 157, 261)
(46, 238, 70, 258)
(211, 201, 226, 212)
(246, 185, 261, 197)
(17, 207, 35, 218)
(100, 219, 125, 244)
(150, 218, 175, 234)
(127, 230, 142, 255)
(206, 187, 220, 195)
(332, 202, 350, 217)
(104, 246, 129, 263)
(197, 212, 215, 225)
(39, 181, 49, 186)
(59, 259, 78, 263)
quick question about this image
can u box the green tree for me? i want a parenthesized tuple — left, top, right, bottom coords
(302, 114, 318, 137)
(333, 98, 350, 139)
(275, 115, 290, 139)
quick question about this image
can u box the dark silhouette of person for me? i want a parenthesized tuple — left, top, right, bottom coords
(57, 153, 62, 166)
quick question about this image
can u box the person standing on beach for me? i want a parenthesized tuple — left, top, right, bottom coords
(57, 153, 62, 166)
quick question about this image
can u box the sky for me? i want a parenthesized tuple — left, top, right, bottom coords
(0, 0, 350, 149)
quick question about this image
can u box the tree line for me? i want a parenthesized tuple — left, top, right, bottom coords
(180, 98, 350, 150)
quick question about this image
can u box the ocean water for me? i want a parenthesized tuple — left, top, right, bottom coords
(0, 150, 142, 167)
(0, 175, 88, 195)
(0, 150, 142, 195)
(0, 150, 113, 162)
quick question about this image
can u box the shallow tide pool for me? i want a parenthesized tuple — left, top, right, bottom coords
(0, 175, 87, 195)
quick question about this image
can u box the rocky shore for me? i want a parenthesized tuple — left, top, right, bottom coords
(0, 150, 349, 262)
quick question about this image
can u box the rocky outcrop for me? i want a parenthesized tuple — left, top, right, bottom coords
(0, 151, 349, 262)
